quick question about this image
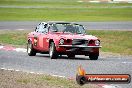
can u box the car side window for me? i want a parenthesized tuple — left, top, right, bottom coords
(35, 23, 42, 32)
(38, 24, 44, 33)
(48, 24, 58, 32)
(43, 24, 48, 34)
(37, 23, 48, 34)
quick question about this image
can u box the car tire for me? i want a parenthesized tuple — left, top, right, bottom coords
(67, 54, 75, 58)
(27, 41, 36, 56)
(89, 54, 98, 60)
(49, 42, 58, 59)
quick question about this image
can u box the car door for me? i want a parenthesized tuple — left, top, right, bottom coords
(37, 23, 49, 51)
(43, 24, 49, 51)
(32, 23, 42, 50)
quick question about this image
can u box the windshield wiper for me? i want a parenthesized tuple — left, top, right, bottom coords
(52, 30, 58, 32)
(77, 32, 82, 34)
(63, 31, 73, 34)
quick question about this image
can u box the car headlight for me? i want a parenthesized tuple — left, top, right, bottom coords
(59, 38, 64, 45)
(95, 40, 100, 46)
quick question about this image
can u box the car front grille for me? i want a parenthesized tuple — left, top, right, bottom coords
(72, 39, 88, 45)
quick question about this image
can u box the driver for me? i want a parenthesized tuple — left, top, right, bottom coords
(64, 25, 75, 33)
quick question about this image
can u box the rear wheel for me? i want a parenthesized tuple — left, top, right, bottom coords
(27, 41, 36, 56)
(49, 42, 58, 59)
(89, 54, 98, 60)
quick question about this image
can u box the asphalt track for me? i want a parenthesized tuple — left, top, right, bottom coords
(0, 21, 132, 30)
(0, 21, 132, 88)
(0, 46, 132, 88)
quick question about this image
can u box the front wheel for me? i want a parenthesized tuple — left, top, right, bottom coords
(27, 41, 36, 56)
(49, 42, 58, 59)
(89, 54, 98, 60)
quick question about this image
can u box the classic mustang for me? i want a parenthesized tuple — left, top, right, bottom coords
(27, 22, 101, 60)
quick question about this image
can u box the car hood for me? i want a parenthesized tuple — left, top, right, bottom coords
(58, 33, 98, 40)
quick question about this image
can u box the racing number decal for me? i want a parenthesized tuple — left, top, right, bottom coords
(34, 37, 38, 46)
(46, 38, 49, 43)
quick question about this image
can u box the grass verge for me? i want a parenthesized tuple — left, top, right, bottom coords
(0, 8, 132, 21)
(0, 30, 132, 55)
(0, 0, 132, 21)
(0, 30, 31, 46)
(0, 69, 98, 88)
(88, 30, 132, 55)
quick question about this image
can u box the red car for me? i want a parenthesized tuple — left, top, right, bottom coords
(27, 22, 101, 60)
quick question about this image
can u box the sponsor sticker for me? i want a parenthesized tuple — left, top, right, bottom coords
(76, 66, 131, 85)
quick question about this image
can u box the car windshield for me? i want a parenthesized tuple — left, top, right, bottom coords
(50, 23, 86, 34)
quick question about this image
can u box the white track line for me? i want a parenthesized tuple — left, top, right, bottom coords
(0, 46, 4, 49)
(16, 29, 25, 30)
(0, 68, 122, 88)
(122, 62, 132, 64)
(0, 45, 122, 88)
(0, 45, 27, 53)
(1, 68, 6, 70)
(0, 68, 66, 78)
(77, 1, 83, 3)
(102, 84, 121, 88)
(14, 48, 27, 52)
(89, 1, 100, 3)
(52, 74, 66, 78)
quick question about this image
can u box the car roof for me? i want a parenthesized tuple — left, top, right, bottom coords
(41, 21, 82, 25)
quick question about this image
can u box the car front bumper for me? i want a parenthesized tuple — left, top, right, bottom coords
(58, 45, 102, 48)
(57, 45, 101, 53)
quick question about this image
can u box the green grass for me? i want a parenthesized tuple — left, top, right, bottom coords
(16, 70, 96, 88)
(88, 30, 132, 55)
(16, 75, 98, 88)
(0, 30, 132, 55)
(0, 0, 132, 21)
(1, 70, 97, 88)
(0, 0, 132, 7)
(0, 30, 29, 45)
